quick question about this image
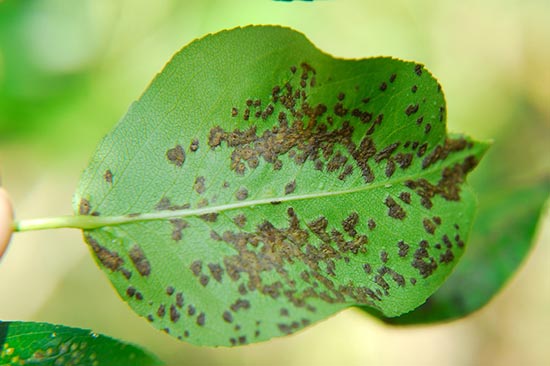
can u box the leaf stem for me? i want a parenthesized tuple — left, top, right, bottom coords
(13, 216, 105, 232)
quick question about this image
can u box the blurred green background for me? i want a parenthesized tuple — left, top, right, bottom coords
(1, 0, 549, 365)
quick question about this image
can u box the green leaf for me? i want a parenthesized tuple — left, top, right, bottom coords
(74, 25, 488, 346)
(362, 180, 549, 324)
(0, 321, 162, 366)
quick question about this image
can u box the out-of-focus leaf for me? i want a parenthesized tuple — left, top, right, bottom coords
(0, 321, 162, 366)
(362, 180, 549, 324)
(74, 26, 487, 346)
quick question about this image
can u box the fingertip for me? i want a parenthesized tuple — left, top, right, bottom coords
(0, 187, 14, 259)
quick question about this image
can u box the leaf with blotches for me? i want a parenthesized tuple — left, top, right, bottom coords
(74, 26, 488, 346)
(0, 321, 161, 366)
(362, 180, 549, 324)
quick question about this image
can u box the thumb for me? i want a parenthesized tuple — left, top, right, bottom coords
(0, 187, 14, 260)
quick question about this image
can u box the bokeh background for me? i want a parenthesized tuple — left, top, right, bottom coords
(1, 0, 549, 365)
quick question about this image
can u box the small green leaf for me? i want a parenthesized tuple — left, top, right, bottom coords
(74, 26, 488, 346)
(0, 321, 161, 366)
(362, 180, 549, 324)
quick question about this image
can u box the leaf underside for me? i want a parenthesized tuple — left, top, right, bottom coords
(75, 26, 488, 346)
(0, 321, 161, 366)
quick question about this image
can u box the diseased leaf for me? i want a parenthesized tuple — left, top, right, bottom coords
(363, 180, 549, 324)
(74, 26, 488, 346)
(0, 321, 161, 366)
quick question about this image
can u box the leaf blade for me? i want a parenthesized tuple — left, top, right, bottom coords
(75, 26, 488, 346)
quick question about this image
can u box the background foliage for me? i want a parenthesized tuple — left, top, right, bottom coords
(1, 0, 548, 365)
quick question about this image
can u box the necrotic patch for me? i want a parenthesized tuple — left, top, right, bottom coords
(166, 145, 185, 167)
(129, 245, 151, 277)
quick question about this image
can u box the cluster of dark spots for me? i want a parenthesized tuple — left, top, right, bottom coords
(405, 155, 479, 209)
(378, 266, 405, 287)
(129, 245, 151, 277)
(189, 138, 199, 152)
(379, 82, 387, 91)
(126, 286, 136, 297)
(104, 170, 113, 184)
(397, 241, 409, 257)
(170, 218, 189, 242)
(235, 187, 248, 201)
(405, 104, 419, 116)
(199, 212, 218, 222)
(342, 212, 359, 237)
(414, 64, 423, 76)
(166, 286, 175, 296)
(196, 312, 206, 326)
(85, 235, 123, 272)
(455, 233, 465, 248)
(277, 320, 309, 335)
(412, 242, 438, 278)
(423, 218, 436, 235)
(399, 192, 412, 204)
(285, 180, 297, 195)
(208, 263, 224, 283)
(368, 219, 376, 230)
(230, 298, 251, 312)
(422, 137, 469, 170)
(166, 145, 185, 167)
(79, 198, 91, 215)
(193, 176, 206, 194)
(385, 196, 406, 220)
(380, 251, 389, 263)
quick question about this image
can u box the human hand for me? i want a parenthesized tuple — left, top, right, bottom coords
(0, 187, 14, 259)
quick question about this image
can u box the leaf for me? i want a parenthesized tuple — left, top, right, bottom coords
(74, 26, 488, 346)
(0, 321, 162, 366)
(362, 180, 549, 324)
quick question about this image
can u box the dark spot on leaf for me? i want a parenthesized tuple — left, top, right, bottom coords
(170, 305, 181, 323)
(384, 196, 406, 220)
(405, 104, 419, 116)
(399, 192, 411, 204)
(285, 180, 297, 195)
(104, 170, 113, 183)
(166, 286, 175, 296)
(223, 311, 233, 323)
(170, 218, 189, 241)
(411, 85, 418, 93)
(85, 235, 123, 272)
(196, 312, 206, 326)
(157, 304, 166, 318)
(233, 214, 247, 228)
(230, 298, 251, 312)
(397, 241, 409, 257)
(188, 305, 196, 316)
(208, 263, 224, 283)
(379, 82, 387, 91)
(368, 219, 376, 230)
(235, 187, 248, 201)
(194, 176, 206, 194)
(414, 64, 423, 76)
(166, 145, 185, 167)
(129, 245, 151, 277)
(126, 286, 136, 297)
(190, 260, 202, 277)
(79, 198, 91, 215)
(190, 138, 199, 152)
(176, 293, 184, 308)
